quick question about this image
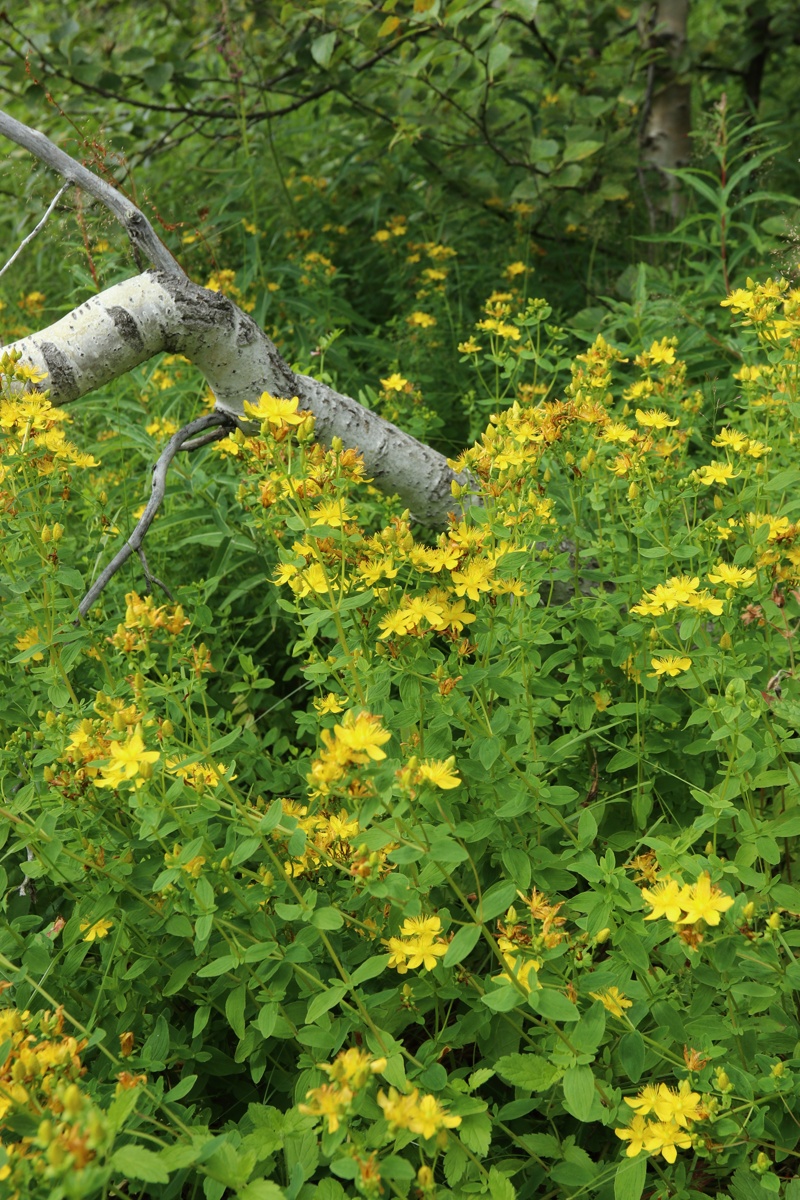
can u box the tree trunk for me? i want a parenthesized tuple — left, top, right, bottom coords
(639, 0, 692, 225)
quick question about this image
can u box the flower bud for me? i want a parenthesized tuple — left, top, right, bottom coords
(41, 525, 51, 544)
(767, 911, 782, 930)
(628, 481, 639, 500)
(719, 631, 732, 650)
(51, 523, 64, 542)
(714, 493, 723, 510)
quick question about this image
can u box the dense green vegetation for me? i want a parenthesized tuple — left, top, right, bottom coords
(2, 4, 800, 1198)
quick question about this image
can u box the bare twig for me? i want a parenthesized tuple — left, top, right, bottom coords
(136, 547, 175, 602)
(0, 108, 186, 278)
(0, 181, 72, 280)
(78, 412, 243, 619)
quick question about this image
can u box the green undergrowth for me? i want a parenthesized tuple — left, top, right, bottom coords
(1, 259, 800, 1200)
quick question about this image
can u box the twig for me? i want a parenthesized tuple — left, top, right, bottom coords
(137, 547, 175, 602)
(0, 181, 72, 280)
(77, 412, 242, 619)
(0, 108, 187, 279)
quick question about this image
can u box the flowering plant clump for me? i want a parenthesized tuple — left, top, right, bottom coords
(6, 190, 800, 1200)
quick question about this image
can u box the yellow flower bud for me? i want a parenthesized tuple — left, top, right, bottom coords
(161, 720, 174, 738)
(63, 1082, 83, 1117)
(719, 631, 732, 650)
(767, 911, 782, 930)
(771, 1060, 785, 1078)
(51, 523, 64, 541)
(543, 467, 552, 483)
(565, 451, 575, 465)
(715, 1068, 731, 1093)
(714, 493, 723, 510)
(41, 525, 51, 544)
(743, 901, 755, 920)
(627, 481, 639, 500)
(594, 927, 610, 944)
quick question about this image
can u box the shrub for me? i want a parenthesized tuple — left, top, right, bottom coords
(2, 270, 800, 1200)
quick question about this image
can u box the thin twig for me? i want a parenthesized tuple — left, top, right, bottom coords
(136, 546, 175, 602)
(77, 412, 242, 619)
(0, 107, 187, 278)
(0, 181, 72, 280)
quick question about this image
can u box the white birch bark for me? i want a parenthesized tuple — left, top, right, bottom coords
(4, 271, 465, 528)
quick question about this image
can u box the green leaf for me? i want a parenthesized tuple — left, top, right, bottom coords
(479, 881, 518, 922)
(618, 1031, 645, 1083)
(351, 955, 390, 985)
(563, 139, 603, 162)
(487, 41, 512, 79)
(531, 989, 579, 1022)
(443, 923, 482, 967)
(112, 1145, 169, 1184)
(614, 1154, 647, 1200)
(489, 1166, 517, 1200)
(310, 907, 344, 931)
(458, 1107, 491, 1155)
(494, 1053, 560, 1092)
(237, 1182, 287, 1200)
(164, 1074, 197, 1102)
(306, 984, 348, 1024)
(226, 984, 247, 1040)
(562, 1065, 596, 1121)
(481, 985, 522, 1012)
(311, 31, 336, 68)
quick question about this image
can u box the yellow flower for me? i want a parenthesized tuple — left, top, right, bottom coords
(96, 731, 160, 790)
(678, 872, 734, 926)
(80, 918, 113, 943)
(635, 409, 679, 429)
(415, 757, 461, 789)
(314, 693, 345, 715)
(330, 710, 392, 761)
(615, 1113, 649, 1157)
(590, 987, 632, 1017)
(244, 392, 306, 426)
(707, 562, 756, 588)
(712, 427, 749, 453)
(451, 559, 495, 600)
(648, 338, 677, 365)
(602, 421, 637, 445)
(458, 338, 482, 354)
(650, 655, 692, 678)
(643, 1119, 693, 1163)
(15, 626, 45, 662)
(298, 1083, 353, 1133)
(641, 877, 684, 922)
(377, 1087, 460, 1137)
(380, 372, 409, 391)
(696, 462, 739, 486)
(407, 311, 437, 328)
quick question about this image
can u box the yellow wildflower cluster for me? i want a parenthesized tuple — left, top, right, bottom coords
(377, 1084, 461, 1141)
(275, 797, 388, 879)
(298, 1047, 386, 1133)
(205, 268, 255, 312)
(372, 214, 408, 242)
(590, 986, 633, 1017)
(387, 915, 449, 974)
(167, 758, 236, 793)
(306, 709, 392, 799)
(616, 1081, 705, 1162)
(95, 727, 160, 791)
(492, 892, 573, 991)
(0, 356, 98, 482)
(0, 1006, 115, 1185)
(630, 574, 724, 619)
(107, 591, 189, 654)
(641, 871, 734, 942)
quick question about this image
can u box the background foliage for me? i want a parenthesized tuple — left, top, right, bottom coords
(2, 3, 800, 1199)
